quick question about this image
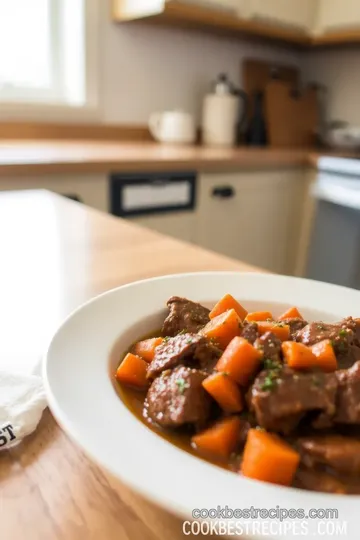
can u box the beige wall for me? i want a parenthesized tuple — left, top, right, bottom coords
(303, 49, 360, 125)
(99, 2, 302, 124)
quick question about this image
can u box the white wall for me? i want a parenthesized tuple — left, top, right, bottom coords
(100, 3, 302, 124)
(303, 49, 360, 125)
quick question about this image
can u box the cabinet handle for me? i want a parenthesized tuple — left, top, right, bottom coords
(63, 193, 83, 203)
(212, 186, 235, 199)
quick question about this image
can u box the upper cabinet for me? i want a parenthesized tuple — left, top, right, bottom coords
(113, 0, 360, 47)
(244, 0, 315, 33)
(315, 0, 360, 34)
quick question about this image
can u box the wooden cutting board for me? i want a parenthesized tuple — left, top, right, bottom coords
(243, 59, 300, 119)
(264, 80, 319, 147)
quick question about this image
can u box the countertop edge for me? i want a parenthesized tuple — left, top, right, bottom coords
(0, 141, 354, 177)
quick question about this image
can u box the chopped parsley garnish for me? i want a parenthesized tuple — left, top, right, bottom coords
(261, 375, 277, 391)
(178, 329, 187, 335)
(163, 336, 170, 343)
(317, 324, 325, 330)
(312, 374, 321, 387)
(263, 358, 281, 371)
(186, 338, 193, 344)
(339, 329, 347, 337)
(275, 321, 286, 327)
(176, 378, 189, 394)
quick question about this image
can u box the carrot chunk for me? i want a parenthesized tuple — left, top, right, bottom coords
(281, 341, 318, 370)
(192, 416, 241, 459)
(245, 311, 273, 322)
(241, 429, 300, 486)
(201, 309, 241, 349)
(278, 306, 303, 320)
(310, 339, 338, 372)
(133, 337, 163, 363)
(202, 372, 243, 413)
(215, 336, 263, 386)
(115, 353, 148, 389)
(210, 294, 248, 321)
(257, 321, 290, 341)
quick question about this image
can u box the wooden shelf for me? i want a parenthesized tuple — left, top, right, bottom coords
(113, 0, 360, 48)
(312, 28, 360, 47)
(113, 1, 311, 47)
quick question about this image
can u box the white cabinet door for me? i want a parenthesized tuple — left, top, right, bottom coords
(130, 211, 197, 244)
(316, 0, 360, 33)
(0, 174, 108, 211)
(245, 0, 315, 31)
(196, 170, 306, 274)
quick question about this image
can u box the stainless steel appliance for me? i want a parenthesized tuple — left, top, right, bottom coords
(306, 157, 360, 288)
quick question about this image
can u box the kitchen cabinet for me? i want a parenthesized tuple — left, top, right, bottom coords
(182, 1, 243, 13)
(315, 0, 360, 34)
(129, 211, 197, 244)
(113, 0, 311, 47)
(196, 170, 306, 274)
(0, 175, 108, 212)
(244, 0, 315, 32)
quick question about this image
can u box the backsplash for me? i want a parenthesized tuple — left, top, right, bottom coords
(303, 48, 360, 126)
(100, 3, 302, 124)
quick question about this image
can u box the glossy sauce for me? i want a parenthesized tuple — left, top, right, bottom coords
(112, 331, 360, 493)
(113, 329, 240, 472)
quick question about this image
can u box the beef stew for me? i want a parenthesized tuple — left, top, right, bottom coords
(115, 294, 360, 494)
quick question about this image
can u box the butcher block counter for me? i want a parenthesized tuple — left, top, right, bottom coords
(0, 139, 348, 176)
(0, 190, 259, 540)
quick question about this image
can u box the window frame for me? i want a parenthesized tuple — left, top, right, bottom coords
(0, 0, 100, 122)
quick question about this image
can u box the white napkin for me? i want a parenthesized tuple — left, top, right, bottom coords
(0, 360, 47, 450)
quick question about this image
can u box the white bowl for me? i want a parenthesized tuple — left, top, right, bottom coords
(44, 272, 360, 539)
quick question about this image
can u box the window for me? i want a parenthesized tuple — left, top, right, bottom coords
(0, 0, 97, 111)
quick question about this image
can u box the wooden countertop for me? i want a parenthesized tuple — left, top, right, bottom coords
(0, 139, 345, 176)
(0, 190, 260, 540)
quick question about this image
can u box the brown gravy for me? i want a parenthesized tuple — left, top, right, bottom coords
(112, 329, 240, 472)
(112, 330, 360, 494)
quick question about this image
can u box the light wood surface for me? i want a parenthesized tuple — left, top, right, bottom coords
(113, 0, 311, 46)
(312, 28, 360, 46)
(113, 0, 360, 48)
(0, 122, 152, 142)
(265, 81, 319, 148)
(0, 139, 354, 177)
(0, 190, 260, 540)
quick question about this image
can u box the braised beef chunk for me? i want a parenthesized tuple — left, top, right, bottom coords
(241, 322, 260, 344)
(297, 435, 360, 475)
(294, 467, 348, 494)
(254, 331, 282, 363)
(335, 361, 360, 424)
(145, 366, 211, 428)
(193, 340, 222, 373)
(342, 316, 360, 344)
(119, 291, 360, 495)
(162, 296, 210, 337)
(249, 367, 337, 434)
(280, 317, 308, 339)
(147, 333, 212, 379)
(296, 319, 360, 368)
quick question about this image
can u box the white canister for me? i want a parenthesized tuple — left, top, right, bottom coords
(202, 94, 239, 147)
